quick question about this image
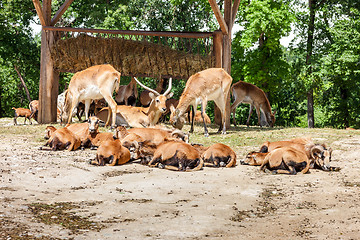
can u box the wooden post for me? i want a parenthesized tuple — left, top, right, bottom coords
(214, 0, 232, 128)
(38, 0, 59, 123)
(213, 30, 223, 68)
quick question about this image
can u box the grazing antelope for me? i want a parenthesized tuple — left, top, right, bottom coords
(115, 77, 138, 106)
(96, 78, 173, 128)
(140, 78, 165, 106)
(230, 81, 276, 127)
(61, 64, 120, 128)
(170, 68, 232, 137)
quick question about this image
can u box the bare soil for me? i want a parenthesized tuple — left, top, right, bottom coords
(1, 118, 360, 240)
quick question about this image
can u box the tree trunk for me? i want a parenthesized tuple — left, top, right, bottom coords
(14, 64, 32, 103)
(306, 0, 316, 128)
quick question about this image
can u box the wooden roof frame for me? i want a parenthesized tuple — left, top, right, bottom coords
(32, 0, 240, 124)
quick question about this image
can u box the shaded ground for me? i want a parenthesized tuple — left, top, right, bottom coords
(1, 118, 360, 239)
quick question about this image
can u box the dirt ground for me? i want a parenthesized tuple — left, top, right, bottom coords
(1, 118, 360, 240)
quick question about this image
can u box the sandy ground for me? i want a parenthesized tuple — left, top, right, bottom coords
(1, 119, 360, 240)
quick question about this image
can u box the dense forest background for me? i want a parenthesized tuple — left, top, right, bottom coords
(0, 0, 359, 128)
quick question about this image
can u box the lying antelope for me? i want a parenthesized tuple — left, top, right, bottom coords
(149, 141, 203, 171)
(259, 147, 310, 175)
(140, 78, 166, 106)
(170, 68, 232, 137)
(259, 138, 337, 171)
(61, 64, 120, 128)
(96, 78, 173, 128)
(230, 81, 276, 127)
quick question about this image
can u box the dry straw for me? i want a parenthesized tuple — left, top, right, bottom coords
(51, 34, 214, 79)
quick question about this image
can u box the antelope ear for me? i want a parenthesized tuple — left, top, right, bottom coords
(167, 92, 174, 99)
(273, 109, 277, 115)
(149, 92, 156, 99)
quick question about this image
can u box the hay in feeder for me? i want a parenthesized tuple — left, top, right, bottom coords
(51, 34, 214, 79)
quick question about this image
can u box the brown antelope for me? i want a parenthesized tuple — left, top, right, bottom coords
(149, 141, 203, 171)
(12, 107, 33, 125)
(140, 78, 165, 106)
(96, 77, 173, 128)
(29, 100, 39, 122)
(230, 81, 276, 127)
(61, 64, 120, 128)
(170, 68, 232, 137)
(259, 147, 310, 175)
(115, 77, 138, 106)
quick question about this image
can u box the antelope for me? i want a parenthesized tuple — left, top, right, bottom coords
(230, 81, 276, 127)
(29, 100, 39, 122)
(96, 77, 173, 128)
(115, 77, 138, 106)
(140, 78, 165, 106)
(169, 68, 232, 137)
(12, 107, 33, 125)
(61, 64, 120, 128)
(259, 147, 310, 175)
(259, 138, 337, 171)
(149, 141, 203, 171)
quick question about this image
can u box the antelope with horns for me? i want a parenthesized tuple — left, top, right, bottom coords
(230, 81, 276, 127)
(170, 68, 232, 137)
(61, 64, 120, 128)
(140, 78, 166, 107)
(96, 77, 173, 128)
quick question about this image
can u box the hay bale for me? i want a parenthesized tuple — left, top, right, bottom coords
(51, 34, 214, 78)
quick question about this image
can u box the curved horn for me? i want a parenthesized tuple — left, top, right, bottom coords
(163, 78, 172, 96)
(133, 77, 160, 96)
(310, 144, 324, 159)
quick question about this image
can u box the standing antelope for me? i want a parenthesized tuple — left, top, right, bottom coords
(61, 64, 120, 128)
(96, 78, 173, 128)
(115, 77, 138, 106)
(230, 81, 276, 127)
(170, 68, 232, 137)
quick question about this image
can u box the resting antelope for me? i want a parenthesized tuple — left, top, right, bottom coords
(61, 64, 120, 128)
(140, 78, 165, 106)
(230, 81, 276, 127)
(115, 77, 138, 106)
(170, 68, 232, 137)
(96, 78, 173, 128)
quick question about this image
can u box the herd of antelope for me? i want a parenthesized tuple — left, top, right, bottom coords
(12, 64, 340, 174)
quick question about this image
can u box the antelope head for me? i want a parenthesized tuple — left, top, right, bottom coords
(310, 144, 333, 171)
(169, 105, 185, 130)
(134, 77, 173, 113)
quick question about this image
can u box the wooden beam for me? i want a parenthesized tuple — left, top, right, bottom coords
(43, 26, 214, 38)
(232, 0, 241, 26)
(208, 0, 229, 35)
(32, 0, 46, 26)
(51, 0, 74, 26)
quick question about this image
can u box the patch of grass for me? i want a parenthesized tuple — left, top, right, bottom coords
(230, 186, 282, 222)
(0, 215, 61, 240)
(103, 169, 142, 177)
(27, 201, 104, 234)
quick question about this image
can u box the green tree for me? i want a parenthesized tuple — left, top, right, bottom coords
(231, 0, 293, 126)
(0, 0, 39, 117)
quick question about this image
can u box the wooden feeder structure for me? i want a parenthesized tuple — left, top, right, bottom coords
(32, 0, 240, 125)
